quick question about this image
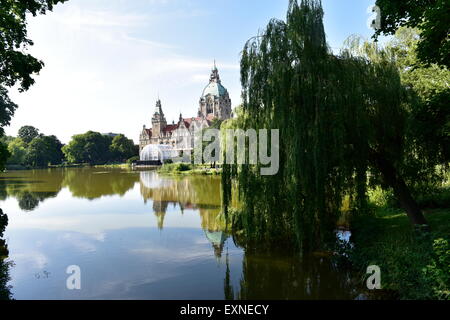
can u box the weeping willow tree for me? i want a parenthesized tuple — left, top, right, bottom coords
(222, 0, 428, 253)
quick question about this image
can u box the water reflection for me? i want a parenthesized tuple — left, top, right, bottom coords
(63, 169, 138, 199)
(139, 171, 227, 257)
(0, 208, 12, 300)
(0, 168, 356, 299)
(0, 174, 61, 211)
(229, 250, 355, 299)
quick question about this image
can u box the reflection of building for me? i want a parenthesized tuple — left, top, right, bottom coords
(139, 64, 232, 154)
(138, 171, 228, 257)
(153, 201, 169, 230)
(204, 230, 228, 258)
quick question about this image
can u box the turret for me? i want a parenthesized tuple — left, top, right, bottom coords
(151, 99, 167, 137)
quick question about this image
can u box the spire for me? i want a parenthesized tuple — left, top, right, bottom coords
(152, 98, 166, 123)
(210, 61, 220, 83)
(154, 99, 163, 116)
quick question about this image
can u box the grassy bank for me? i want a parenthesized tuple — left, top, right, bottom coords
(349, 187, 450, 299)
(4, 163, 132, 171)
(158, 163, 221, 175)
(93, 163, 130, 168)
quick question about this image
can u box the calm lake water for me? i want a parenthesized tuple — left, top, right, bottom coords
(0, 168, 356, 299)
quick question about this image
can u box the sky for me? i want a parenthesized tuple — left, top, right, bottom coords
(6, 0, 383, 144)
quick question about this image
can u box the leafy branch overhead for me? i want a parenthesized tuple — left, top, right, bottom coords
(0, 0, 68, 91)
(374, 0, 450, 67)
(0, 0, 67, 168)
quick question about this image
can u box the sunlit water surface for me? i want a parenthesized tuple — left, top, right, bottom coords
(0, 168, 356, 299)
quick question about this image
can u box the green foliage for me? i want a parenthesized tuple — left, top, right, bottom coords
(0, 0, 68, 91)
(18, 125, 40, 144)
(367, 186, 396, 208)
(127, 155, 140, 164)
(109, 134, 136, 162)
(159, 163, 193, 173)
(6, 138, 27, 165)
(62, 131, 113, 165)
(24, 135, 64, 167)
(0, 87, 17, 136)
(374, 0, 450, 67)
(0, 142, 10, 171)
(350, 205, 450, 300)
(0, 1, 66, 173)
(0, 209, 7, 238)
(385, 28, 450, 170)
(423, 238, 450, 299)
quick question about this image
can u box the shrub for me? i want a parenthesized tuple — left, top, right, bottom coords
(159, 162, 192, 173)
(127, 156, 140, 164)
(423, 238, 450, 299)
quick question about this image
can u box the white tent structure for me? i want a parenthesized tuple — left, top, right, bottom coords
(140, 144, 177, 162)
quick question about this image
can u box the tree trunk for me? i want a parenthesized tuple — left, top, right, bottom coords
(370, 150, 428, 226)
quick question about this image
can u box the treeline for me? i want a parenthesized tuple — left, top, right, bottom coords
(1, 126, 138, 168)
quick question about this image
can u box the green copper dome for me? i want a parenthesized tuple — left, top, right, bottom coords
(202, 82, 227, 98)
(201, 64, 228, 98)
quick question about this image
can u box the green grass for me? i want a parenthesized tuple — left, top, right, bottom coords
(93, 163, 130, 168)
(158, 163, 221, 175)
(349, 205, 450, 299)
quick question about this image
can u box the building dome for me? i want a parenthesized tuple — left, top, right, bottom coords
(140, 144, 177, 161)
(202, 82, 228, 98)
(201, 64, 228, 99)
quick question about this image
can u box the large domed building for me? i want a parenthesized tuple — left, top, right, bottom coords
(198, 64, 232, 120)
(139, 63, 232, 156)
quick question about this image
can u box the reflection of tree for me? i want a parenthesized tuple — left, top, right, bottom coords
(0, 244, 12, 300)
(0, 170, 64, 212)
(0, 168, 140, 211)
(0, 208, 12, 300)
(227, 247, 355, 300)
(224, 251, 235, 300)
(17, 191, 58, 211)
(62, 168, 139, 199)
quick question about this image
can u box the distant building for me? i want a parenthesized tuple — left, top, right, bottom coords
(139, 63, 232, 154)
(102, 132, 120, 138)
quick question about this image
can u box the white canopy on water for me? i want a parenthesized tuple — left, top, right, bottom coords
(140, 144, 177, 161)
(139, 171, 172, 189)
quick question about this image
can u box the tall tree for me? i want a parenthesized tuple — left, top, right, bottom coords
(18, 125, 40, 144)
(385, 28, 450, 169)
(6, 138, 27, 165)
(0, 0, 67, 168)
(109, 134, 136, 162)
(62, 131, 113, 165)
(374, 0, 449, 67)
(0, 143, 10, 171)
(25, 135, 64, 167)
(222, 0, 429, 252)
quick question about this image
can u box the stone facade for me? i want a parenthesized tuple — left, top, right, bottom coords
(139, 64, 232, 154)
